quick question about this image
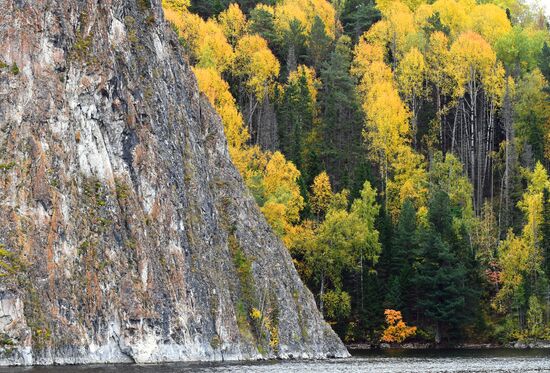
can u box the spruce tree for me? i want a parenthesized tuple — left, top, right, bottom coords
(388, 199, 417, 319)
(413, 191, 473, 343)
(319, 35, 362, 191)
(308, 16, 332, 71)
(278, 72, 314, 175)
(341, 0, 380, 41)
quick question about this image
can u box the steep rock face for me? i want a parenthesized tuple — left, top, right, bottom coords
(0, 0, 348, 365)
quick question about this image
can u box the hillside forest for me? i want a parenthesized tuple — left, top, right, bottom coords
(162, 0, 550, 344)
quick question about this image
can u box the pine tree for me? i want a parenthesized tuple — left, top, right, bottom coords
(319, 35, 362, 191)
(413, 191, 476, 343)
(277, 70, 314, 173)
(308, 16, 332, 71)
(340, 0, 380, 41)
(388, 199, 417, 319)
(249, 5, 278, 48)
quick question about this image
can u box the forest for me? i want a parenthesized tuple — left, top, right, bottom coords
(162, 0, 550, 344)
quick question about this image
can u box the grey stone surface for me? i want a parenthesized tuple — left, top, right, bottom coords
(0, 0, 348, 365)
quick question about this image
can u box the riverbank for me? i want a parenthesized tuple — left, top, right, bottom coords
(346, 340, 550, 350)
(3, 348, 550, 373)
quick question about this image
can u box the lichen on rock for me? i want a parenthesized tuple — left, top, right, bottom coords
(0, 0, 348, 365)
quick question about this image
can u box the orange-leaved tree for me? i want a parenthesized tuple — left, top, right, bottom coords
(380, 309, 417, 343)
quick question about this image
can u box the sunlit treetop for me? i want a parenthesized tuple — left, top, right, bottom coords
(425, 31, 454, 96)
(527, 161, 550, 195)
(413, 3, 436, 29)
(217, 3, 248, 46)
(370, 1, 418, 58)
(351, 40, 393, 91)
(165, 8, 234, 73)
(351, 40, 386, 75)
(234, 34, 281, 100)
(376, 0, 427, 13)
(310, 171, 334, 217)
(274, 0, 336, 38)
(470, 4, 511, 45)
(427, 0, 472, 38)
(448, 31, 504, 100)
(396, 47, 428, 103)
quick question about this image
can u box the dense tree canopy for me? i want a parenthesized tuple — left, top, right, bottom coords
(164, 0, 550, 344)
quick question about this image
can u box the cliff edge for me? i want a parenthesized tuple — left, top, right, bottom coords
(0, 0, 348, 365)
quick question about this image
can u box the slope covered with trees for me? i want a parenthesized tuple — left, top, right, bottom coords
(163, 0, 550, 344)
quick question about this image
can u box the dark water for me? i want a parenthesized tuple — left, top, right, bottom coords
(2, 349, 550, 373)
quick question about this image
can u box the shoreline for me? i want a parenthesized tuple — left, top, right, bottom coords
(346, 341, 550, 350)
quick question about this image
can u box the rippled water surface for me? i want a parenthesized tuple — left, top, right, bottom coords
(3, 349, 550, 372)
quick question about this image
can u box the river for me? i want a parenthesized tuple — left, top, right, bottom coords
(2, 348, 549, 372)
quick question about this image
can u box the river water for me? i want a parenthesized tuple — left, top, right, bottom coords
(2, 349, 549, 372)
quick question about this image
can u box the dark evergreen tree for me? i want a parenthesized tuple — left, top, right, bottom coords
(384, 276, 403, 310)
(340, 0, 380, 41)
(318, 35, 363, 191)
(249, 5, 278, 49)
(389, 199, 417, 319)
(277, 71, 314, 174)
(413, 191, 477, 343)
(190, 0, 228, 18)
(542, 43, 550, 74)
(308, 16, 332, 71)
(281, 20, 307, 77)
(539, 42, 550, 93)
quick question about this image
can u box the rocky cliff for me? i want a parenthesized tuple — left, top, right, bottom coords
(0, 0, 347, 365)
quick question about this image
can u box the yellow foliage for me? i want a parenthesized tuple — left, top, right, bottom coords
(518, 162, 549, 250)
(363, 19, 390, 47)
(263, 151, 304, 224)
(310, 172, 334, 216)
(495, 231, 530, 312)
(413, 3, 434, 29)
(261, 202, 288, 237)
(387, 147, 428, 218)
(380, 309, 417, 343)
(449, 31, 504, 102)
(431, 0, 471, 38)
(425, 31, 454, 97)
(218, 3, 248, 45)
(250, 307, 262, 320)
(378, 1, 418, 58)
(362, 80, 411, 162)
(274, 0, 336, 37)
(234, 35, 280, 100)
(470, 4, 511, 45)
(396, 47, 427, 103)
(351, 40, 388, 81)
(496, 163, 549, 312)
(254, 3, 275, 16)
(165, 8, 234, 73)
(352, 37, 427, 218)
(193, 67, 249, 151)
(376, 0, 426, 13)
(288, 65, 319, 104)
(162, 0, 190, 11)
